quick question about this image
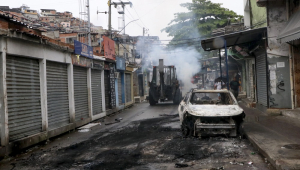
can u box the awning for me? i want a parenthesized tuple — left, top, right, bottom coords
(201, 27, 267, 51)
(277, 10, 300, 43)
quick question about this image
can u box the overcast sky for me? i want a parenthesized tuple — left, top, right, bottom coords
(2, 0, 244, 40)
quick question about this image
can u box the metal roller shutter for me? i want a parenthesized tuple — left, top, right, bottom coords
(47, 61, 69, 129)
(104, 70, 110, 110)
(0, 54, 2, 144)
(125, 73, 132, 102)
(73, 66, 89, 121)
(91, 69, 102, 115)
(118, 75, 122, 105)
(256, 53, 268, 107)
(6, 56, 42, 141)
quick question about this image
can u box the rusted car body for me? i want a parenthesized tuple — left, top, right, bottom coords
(178, 89, 245, 137)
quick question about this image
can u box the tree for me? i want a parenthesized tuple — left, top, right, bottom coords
(162, 0, 242, 55)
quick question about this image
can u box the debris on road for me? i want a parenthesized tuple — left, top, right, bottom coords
(210, 166, 224, 170)
(175, 163, 189, 168)
(230, 160, 244, 165)
(248, 162, 253, 165)
(159, 114, 177, 116)
(78, 129, 90, 132)
(105, 118, 123, 125)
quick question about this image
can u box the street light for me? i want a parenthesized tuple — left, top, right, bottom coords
(117, 19, 139, 35)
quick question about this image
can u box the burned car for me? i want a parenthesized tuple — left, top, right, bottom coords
(178, 89, 245, 137)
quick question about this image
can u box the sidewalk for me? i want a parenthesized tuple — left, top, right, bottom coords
(240, 99, 300, 170)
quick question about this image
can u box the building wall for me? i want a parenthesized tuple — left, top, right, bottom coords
(0, 35, 131, 157)
(250, 0, 267, 28)
(244, 0, 251, 27)
(266, 0, 292, 108)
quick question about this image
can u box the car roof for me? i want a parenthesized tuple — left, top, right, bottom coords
(192, 89, 230, 93)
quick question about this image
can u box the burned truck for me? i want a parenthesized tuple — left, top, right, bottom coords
(148, 59, 182, 105)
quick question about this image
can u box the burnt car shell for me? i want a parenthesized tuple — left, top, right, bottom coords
(178, 89, 245, 137)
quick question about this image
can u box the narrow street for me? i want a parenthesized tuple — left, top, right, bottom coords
(1, 102, 272, 170)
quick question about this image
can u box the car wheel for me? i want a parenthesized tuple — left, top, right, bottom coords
(181, 116, 194, 137)
(181, 119, 190, 137)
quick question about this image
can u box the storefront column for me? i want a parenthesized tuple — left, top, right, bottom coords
(68, 64, 75, 123)
(87, 68, 92, 118)
(39, 58, 48, 131)
(101, 70, 106, 112)
(0, 46, 8, 146)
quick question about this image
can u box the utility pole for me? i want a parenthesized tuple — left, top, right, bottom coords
(110, 1, 132, 35)
(108, 0, 112, 32)
(87, 0, 91, 46)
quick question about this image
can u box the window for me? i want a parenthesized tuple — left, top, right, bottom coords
(190, 92, 234, 105)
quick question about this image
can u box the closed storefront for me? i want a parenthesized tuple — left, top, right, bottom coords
(91, 69, 102, 115)
(46, 61, 69, 129)
(255, 51, 268, 108)
(6, 55, 42, 141)
(73, 66, 89, 121)
(125, 73, 132, 103)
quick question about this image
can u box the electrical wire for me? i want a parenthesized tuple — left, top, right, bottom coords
(119, 43, 132, 54)
(132, 6, 148, 28)
(125, 7, 143, 28)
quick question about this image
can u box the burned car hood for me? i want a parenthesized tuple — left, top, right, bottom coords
(187, 105, 243, 117)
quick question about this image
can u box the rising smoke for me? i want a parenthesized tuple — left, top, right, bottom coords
(138, 40, 202, 94)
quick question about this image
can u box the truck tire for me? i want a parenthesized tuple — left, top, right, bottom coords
(149, 91, 156, 106)
(173, 89, 181, 105)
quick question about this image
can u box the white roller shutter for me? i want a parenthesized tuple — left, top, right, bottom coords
(73, 66, 89, 121)
(256, 53, 268, 107)
(91, 69, 102, 115)
(47, 61, 69, 129)
(6, 56, 42, 141)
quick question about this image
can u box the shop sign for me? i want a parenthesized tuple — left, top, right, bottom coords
(104, 62, 110, 70)
(110, 65, 116, 108)
(72, 55, 92, 67)
(92, 60, 104, 70)
(116, 56, 126, 71)
(102, 36, 116, 60)
(74, 40, 93, 59)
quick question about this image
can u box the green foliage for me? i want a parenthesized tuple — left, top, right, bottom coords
(162, 0, 242, 57)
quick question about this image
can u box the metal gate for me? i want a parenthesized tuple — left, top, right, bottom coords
(104, 70, 111, 110)
(91, 69, 102, 115)
(256, 52, 268, 107)
(293, 45, 300, 107)
(73, 66, 89, 121)
(47, 61, 69, 129)
(125, 73, 132, 102)
(118, 75, 122, 105)
(6, 55, 42, 141)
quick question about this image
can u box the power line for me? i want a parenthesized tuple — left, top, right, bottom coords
(119, 43, 132, 54)
(124, 10, 143, 29)
(125, 7, 141, 26)
(132, 6, 148, 28)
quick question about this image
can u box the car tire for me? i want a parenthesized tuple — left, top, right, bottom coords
(181, 118, 190, 137)
(149, 92, 156, 106)
(181, 116, 194, 137)
(173, 89, 181, 105)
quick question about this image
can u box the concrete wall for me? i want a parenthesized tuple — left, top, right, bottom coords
(250, 0, 267, 28)
(0, 35, 132, 157)
(244, 0, 251, 27)
(266, 0, 292, 109)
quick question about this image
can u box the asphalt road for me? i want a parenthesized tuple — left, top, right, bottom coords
(0, 102, 273, 170)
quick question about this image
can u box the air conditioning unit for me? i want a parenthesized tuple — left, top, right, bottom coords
(114, 72, 120, 79)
